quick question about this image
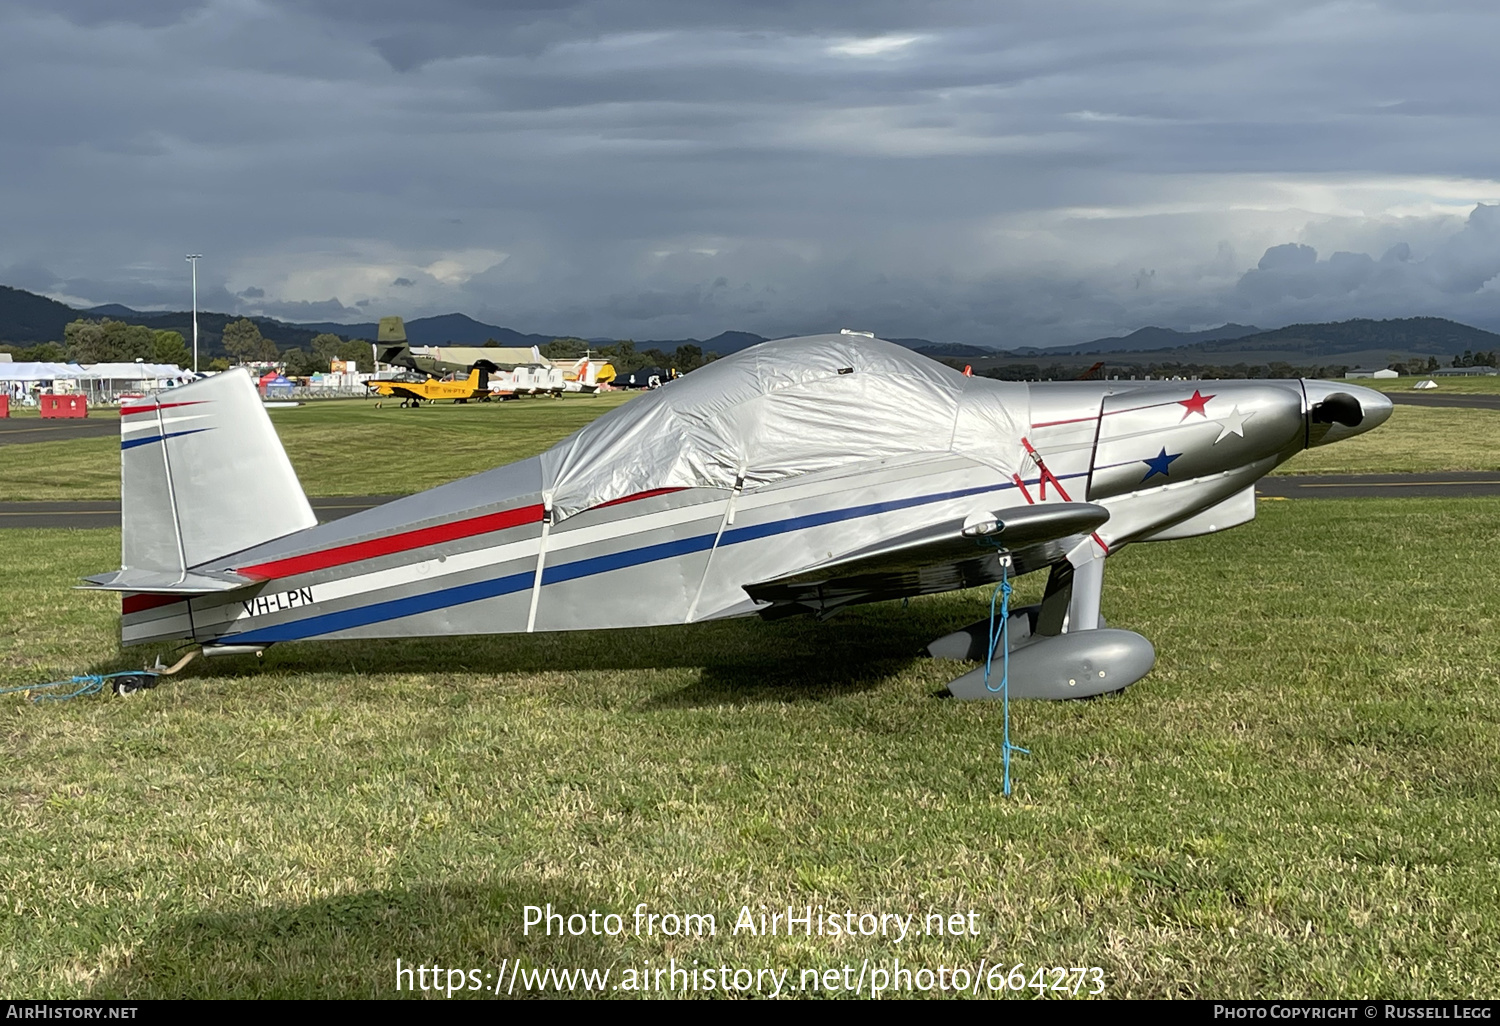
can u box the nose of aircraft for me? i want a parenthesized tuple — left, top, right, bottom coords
(1302, 379, 1394, 448)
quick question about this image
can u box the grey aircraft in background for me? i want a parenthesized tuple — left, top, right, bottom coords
(86, 332, 1391, 699)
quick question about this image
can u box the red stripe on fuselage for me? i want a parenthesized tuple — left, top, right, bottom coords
(589, 487, 686, 511)
(1031, 394, 1220, 430)
(122, 593, 186, 615)
(235, 504, 546, 580)
(1031, 413, 1101, 428)
(121, 401, 209, 417)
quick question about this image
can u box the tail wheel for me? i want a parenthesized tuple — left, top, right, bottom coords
(112, 673, 159, 697)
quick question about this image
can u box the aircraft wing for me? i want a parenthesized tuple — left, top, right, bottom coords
(744, 501, 1108, 614)
(371, 384, 424, 402)
(378, 345, 423, 373)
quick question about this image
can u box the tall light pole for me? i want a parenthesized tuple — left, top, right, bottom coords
(185, 254, 203, 373)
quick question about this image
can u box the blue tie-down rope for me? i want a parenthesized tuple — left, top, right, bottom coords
(0, 671, 158, 704)
(982, 557, 1030, 796)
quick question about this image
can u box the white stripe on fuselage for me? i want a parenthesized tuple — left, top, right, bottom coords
(121, 412, 215, 434)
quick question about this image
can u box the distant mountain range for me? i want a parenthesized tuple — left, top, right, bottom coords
(1171, 317, 1500, 357)
(1015, 323, 1265, 356)
(1018, 318, 1500, 371)
(1037, 318, 1500, 360)
(0, 286, 331, 352)
(0, 286, 965, 357)
(2, 284, 1497, 364)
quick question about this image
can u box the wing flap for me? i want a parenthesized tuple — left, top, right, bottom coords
(745, 501, 1108, 609)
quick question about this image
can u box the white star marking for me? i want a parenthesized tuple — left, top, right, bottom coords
(1211, 404, 1253, 443)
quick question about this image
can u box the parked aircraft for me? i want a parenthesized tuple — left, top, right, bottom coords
(88, 333, 1390, 700)
(379, 343, 547, 378)
(501, 363, 566, 398)
(617, 366, 668, 389)
(372, 328, 606, 397)
(559, 355, 616, 393)
(366, 363, 495, 406)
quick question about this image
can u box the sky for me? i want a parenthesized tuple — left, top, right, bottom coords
(3, 0, 1500, 347)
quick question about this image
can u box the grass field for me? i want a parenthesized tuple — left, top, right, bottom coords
(0, 394, 638, 501)
(2, 498, 1498, 999)
(1272, 404, 1500, 475)
(3, 390, 1499, 502)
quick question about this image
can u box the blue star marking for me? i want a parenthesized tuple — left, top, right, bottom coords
(1141, 447, 1181, 482)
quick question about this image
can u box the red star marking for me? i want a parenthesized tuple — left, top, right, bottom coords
(1178, 389, 1215, 420)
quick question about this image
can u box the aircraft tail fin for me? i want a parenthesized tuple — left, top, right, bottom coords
(115, 368, 316, 581)
(470, 360, 499, 392)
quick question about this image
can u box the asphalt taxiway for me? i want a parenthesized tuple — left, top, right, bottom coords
(0, 496, 400, 530)
(1386, 392, 1500, 411)
(3, 389, 1496, 528)
(1253, 472, 1500, 499)
(2, 478, 1496, 530)
(0, 416, 120, 445)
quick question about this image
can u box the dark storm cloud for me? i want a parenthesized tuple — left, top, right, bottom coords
(11, 0, 205, 29)
(2, 1, 1499, 345)
(252, 297, 364, 321)
(293, 0, 955, 68)
(1226, 204, 1500, 329)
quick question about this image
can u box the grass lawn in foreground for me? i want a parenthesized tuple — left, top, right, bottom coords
(1, 497, 1497, 999)
(4, 390, 1500, 501)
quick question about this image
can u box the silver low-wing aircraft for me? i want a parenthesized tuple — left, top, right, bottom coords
(86, 333, 1390, 699)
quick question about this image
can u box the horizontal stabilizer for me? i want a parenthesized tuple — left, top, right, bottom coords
(82, 567, 258, 593)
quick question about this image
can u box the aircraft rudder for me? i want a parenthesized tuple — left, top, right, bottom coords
(119, 368, 316, 578)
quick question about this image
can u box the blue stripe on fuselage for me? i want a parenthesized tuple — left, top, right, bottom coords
(121, 428, 213, 451)
(719, 486, 999, 547)
(220, 568, 538, 644)
(220, 477, 1078, 644)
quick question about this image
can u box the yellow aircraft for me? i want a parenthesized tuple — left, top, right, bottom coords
(367, 363, 497, 407)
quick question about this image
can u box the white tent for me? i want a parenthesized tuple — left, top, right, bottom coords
(78, 363, 194, 383)
(74, 363, 196, 402)
(0, 361, 195, 403)
(0, 362, 193, 382)
(0, 361, 87, 381)
(0, 362, 85, 403)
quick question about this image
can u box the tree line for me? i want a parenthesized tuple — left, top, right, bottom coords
(0, 319, 726, 377)
(536, 337, 719, 374)
(219, 319, 370, 375)
(953, 351, 1498, 381)
(1, 320, 192, 367)
(0, 317, 371, 375)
